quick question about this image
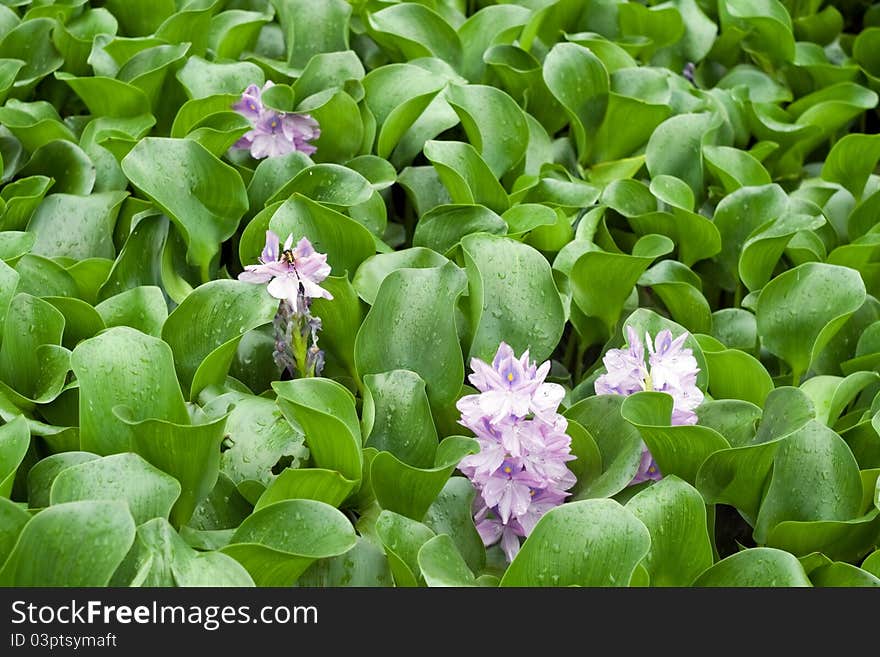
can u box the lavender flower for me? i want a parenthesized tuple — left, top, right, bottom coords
(594, 326, 704, 484)
(232, 81, 321, 159)
(239, 231, 331, 379)
(239, 231, 332, 313)
(457, 342, 575, 562)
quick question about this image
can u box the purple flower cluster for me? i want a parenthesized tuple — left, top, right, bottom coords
(595, 326, 704, 484)
(457, 343, 575, 562)
(239, 231, 332, 378)
(231, 81, 320, 159)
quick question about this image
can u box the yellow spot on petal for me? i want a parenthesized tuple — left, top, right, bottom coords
(648, 466, 656, 473)
(503, 466, 512, 474)
(507, 372, 514, 381)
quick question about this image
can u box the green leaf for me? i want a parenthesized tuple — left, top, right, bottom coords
(162, 280, 278, 399)
(266, 163, 372, 208)
(821, 133, 880, 199)
(458, 4, 530, 82)
(570, 235, 673, 339)
(800, 372, 880, 427)
(355, 262, 467, 411)
(309, 274, 363, 380)
(367, 4, 462, 70)
(70, 327, 189, 455)
(767, 509, 880, 563)
(254, 468, 356, 512)
(0, 18, 62, 91)
(26, 451, 99, 509)
(0, 500, 135, 586)
(117, 409, 227, 529)
(0, 175, 53, 231)
(622, 392, 729, 484)
(221, 499, 356, 586)
(417, 534, 476, 587)
(696, 387, 814, 524)
(444, 83, 527, 178)
(49, 453, 180, 525)
(565, 395, 645, 499)
(542, 42, 609, 164)
(460, 233, 565, 363)
(111, 517, 253, 587)
(739, 211, 825, 291)
(271, 0, 350, 69)
(19, 140, 96, 195)
(756, 263, 866, 382)
(646, 113, 716, 200)
(423, 140, 508, 214)
(692, 547, 811, 587)
(413, 204, 506, 255)
(297, 536, 393, 587)
(500, 499, 651, 587)
(352, 248, 448, 306)
(755, 420, 862, 542)
(809, 561, 880, 587)
(363, 370, 437, 469)
(698, 336, 774, 406)
(55, 72, 152, 118)
(371, 436, 477, 521)
(0, 293, 68, 406)
(202, 392, 307, 492)
(274, 378, 363, 484)
(423, 476, 485, 575)
(626, 476, 713, 586)
(703, 145, 772, 193)
(209, 10, 270, 61)
(376, 510, 435, 587)
(27, 192, 126, 261)
(121, 137, 248, 280)
(0, 414, 27, 497)
(639, 260, 712, 334)
(0, 497, 29, 565)
(95, 286, 167, 337)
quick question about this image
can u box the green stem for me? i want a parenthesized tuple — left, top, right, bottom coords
(290, 319, 310, 379)
(573, 340, 588, 384)
(733, 281, 744, 309)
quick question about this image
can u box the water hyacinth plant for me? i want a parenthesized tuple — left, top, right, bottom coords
(0, 0, 878, 593)
(239, 230, 332, 378)
(595, 327, 704, 483)
(232, 82, 321, 158)
(457, 343, 575, 561)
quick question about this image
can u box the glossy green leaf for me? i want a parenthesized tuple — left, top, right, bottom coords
(460, 233, 565, 363)
(622, 392, 729, 484)
(693, 547, 811, 587)
(363, 370, 437, 469)
(0, 414, 27, 497)
(162, 280, 278, 398)
(121, 137, 248, 280)
(70, 327, 188, 455)
(50, 453, 180, 525)
(423, 140, 508, 214)
(756, 263, 866, 382)
(0, 500, 135, 586)
(542, 42, 609, 163)
(501, 499, 651, 587)
(754, 420, 863, 542)
(565, 395, 645, 499)
(417, 534, 476, 587)
(355, 262, 467, 411)
(371, 436, 477, 521)
(274, 378, 363, 484)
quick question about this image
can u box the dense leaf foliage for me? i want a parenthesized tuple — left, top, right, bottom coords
(1, 0, 879, 588)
